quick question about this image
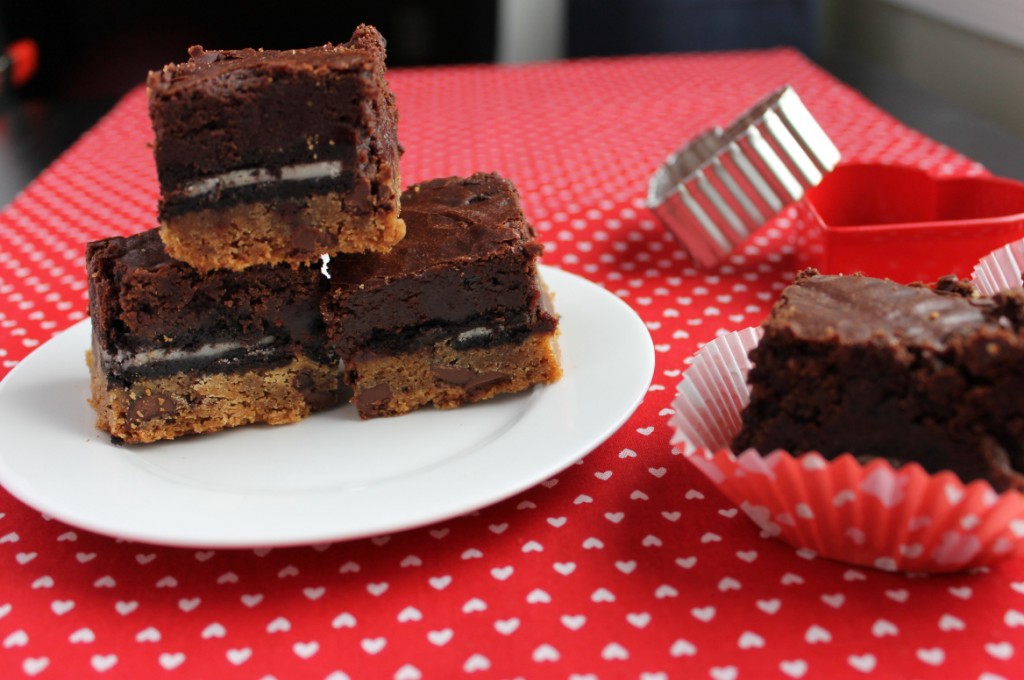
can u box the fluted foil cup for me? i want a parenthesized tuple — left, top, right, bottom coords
(648, 86, 840, 269)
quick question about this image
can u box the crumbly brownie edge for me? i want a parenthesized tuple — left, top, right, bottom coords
(159, 193, 405, 272)
(88, 350, 338, 444)
(346, 330, 562, 419)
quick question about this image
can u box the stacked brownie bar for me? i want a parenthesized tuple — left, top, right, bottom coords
(86, 230, 337, 444)
(86, 25, 561, 443)
(323, 173, 561, 418)
(147, 24, 405, 271)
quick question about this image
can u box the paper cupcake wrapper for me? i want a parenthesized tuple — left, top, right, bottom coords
(972, 238, 1024, 295)
(670, 329, 1024, 573)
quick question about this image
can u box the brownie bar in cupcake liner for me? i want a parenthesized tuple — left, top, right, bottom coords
(973, 238, 1024, 295)
(670, 329, 1024, 573)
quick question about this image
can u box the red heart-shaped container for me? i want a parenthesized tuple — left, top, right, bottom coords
(794, 163, 1024, 282)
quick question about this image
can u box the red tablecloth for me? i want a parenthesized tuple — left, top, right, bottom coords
(1, 48, 1020, 679)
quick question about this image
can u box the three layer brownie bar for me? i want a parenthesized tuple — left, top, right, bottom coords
(86, 229, 338, 444)
(147, 24, 404, 271)
(732, 269, 1024, 491)
(322, 173, 562, 418)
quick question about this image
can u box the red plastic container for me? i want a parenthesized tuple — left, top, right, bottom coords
(793, 163, 1024, 283)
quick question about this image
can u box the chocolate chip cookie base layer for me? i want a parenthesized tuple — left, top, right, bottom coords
(157, 192, 405, 274)
(147, 24, 403, 271)
(323, 172, 562, 418)
(732, 269, 1024, 491)
(88, 350, 336, 444)
(347, 327, 561, 418)
(86, 229, 337, 444)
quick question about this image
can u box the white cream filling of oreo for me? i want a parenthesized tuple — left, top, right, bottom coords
(456, 327, 495, 344)
(109, 336, 277, 370)
(181, 161, 343, 199)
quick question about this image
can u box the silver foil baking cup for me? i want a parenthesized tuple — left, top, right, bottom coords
(647, 86, 840, 269)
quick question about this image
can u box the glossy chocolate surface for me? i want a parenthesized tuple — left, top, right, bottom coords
(767, 271, 1007, 347)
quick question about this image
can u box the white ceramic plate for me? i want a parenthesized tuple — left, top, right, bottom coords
(0, 266, 654, 548)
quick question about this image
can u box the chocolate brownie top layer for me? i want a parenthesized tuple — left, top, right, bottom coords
(150, 30, 385, 94)
(147, 24, 399, 194)
(87, 229, 332, 380)
(329, 172, 542, 282)
(768, 270, 1016, 347)
(324, 173, 555, 357)
(733, 269, 1024, 491)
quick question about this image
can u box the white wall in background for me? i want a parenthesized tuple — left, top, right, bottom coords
(885, 0, 1024, 51)
(823, 0, 1024, 138)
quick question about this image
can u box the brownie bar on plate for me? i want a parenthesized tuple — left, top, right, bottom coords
(147, 24, 404, 271)
(323, 172, 562, 418)
(86, 229, 338, 444)
(732, 269, 1024, 491)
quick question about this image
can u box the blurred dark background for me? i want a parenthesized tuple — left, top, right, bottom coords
(1, 0, 817, 102)
(2, 2, 501, 102)
(0, 1, 500, 205)
(0, 0, 818, 206)
(0, 0, 1021, 207)
(568, 0, 817, 58)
